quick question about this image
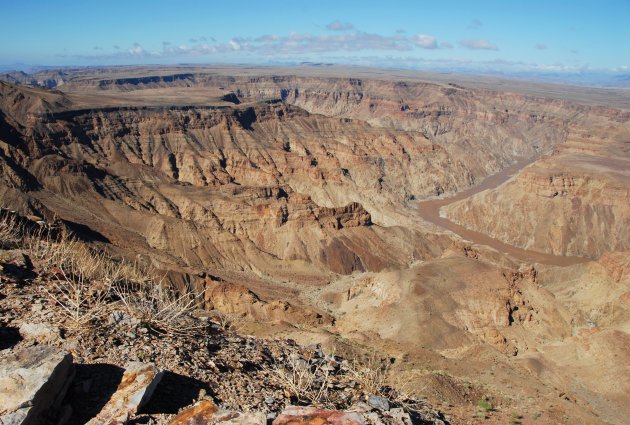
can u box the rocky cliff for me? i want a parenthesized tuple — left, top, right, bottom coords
(445, 118, 630, 258)
(0, 75, 576, 279)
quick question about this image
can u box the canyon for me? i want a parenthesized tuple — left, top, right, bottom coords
(1, 66, 629, 424)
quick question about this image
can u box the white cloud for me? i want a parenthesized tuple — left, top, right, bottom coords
(232, 31, 411, 54)
(67, 31, 412, 62)
(255, 34, 279, 42)
(228, 39, 241, 50)
(411, 34, 438, 49)
(459, 38, 498, 50)
(326, 20, 354, 31)
(127, 44, 147, 56)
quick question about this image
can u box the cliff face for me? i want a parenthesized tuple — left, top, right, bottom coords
(0, 84, 455, 277)
(0, 74, 626, 274)
(445, 121, 630, 258)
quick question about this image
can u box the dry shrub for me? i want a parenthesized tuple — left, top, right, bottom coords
(268, 349, 333, 406)
(208, 310, 245, 332)
(268, 348, 393, 407)
(37, 234, 135, 329)
(347, 350, 390, 396)
(114, 279, 203, 335)
(1, 213, 200, 334)
(0, 213, 21, 248)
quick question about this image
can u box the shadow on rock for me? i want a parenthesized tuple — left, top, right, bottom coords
(0, 327, 22, 350)
(139, 370, 214, 415)
(65, 363, 125, 425)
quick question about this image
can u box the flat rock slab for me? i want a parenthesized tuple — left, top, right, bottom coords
(169, 399, 266, 425)
(273, 407, 365, 425)
(169, 400, 218, 425)
(18, 323, 60, 345)
(86, 362, 163, 425)
(0, 345, 74, 425)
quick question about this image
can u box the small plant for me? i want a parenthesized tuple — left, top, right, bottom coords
(477, 399, 492, 411)
(45, 264, 113, 329)
(114, 280, 203, 335)
(510, 412, 523, 424)
(268, 349, 333, 406)
(347, 350, 390, 396)
(476, 398, 493, 419)
(0, 213, 21, 248)
(209, 310, 244, 331)
(41, 237, 118, 329)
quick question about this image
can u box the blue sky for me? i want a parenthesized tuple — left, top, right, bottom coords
(2, 0, 629, 78)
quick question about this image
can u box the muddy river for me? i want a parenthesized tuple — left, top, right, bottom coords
(416, 158, 589, 266)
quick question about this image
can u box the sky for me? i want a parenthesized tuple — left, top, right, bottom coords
(1, 0, 629, 82)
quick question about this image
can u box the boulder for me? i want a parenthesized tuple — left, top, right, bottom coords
(367, 395, 390, 412)
(0, 250, 31, 268)
(0, 250, 33, 279)
(169, 399, 266, 425)
(86, 362, 163, 425)
(0, 345, 74, 425)
(18, 323, 60, 344)
(273, 406, 365, 425)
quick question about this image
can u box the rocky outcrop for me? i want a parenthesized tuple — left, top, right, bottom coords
(0, 345, 74, 425)
(201, 278, 334, 327)
(444, 128, 630, 258)
(273, 406, 365, 425)
(169, 399, 266, 425)
(86, 362, 163, 425)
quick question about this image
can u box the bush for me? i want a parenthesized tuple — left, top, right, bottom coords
(477, 398, 493, 414)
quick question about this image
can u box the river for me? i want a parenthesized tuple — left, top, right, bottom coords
(416, 158, 589, 266)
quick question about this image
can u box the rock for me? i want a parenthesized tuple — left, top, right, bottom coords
(349, 402, 372, 413)
(168, 400, 218, 424)
(86, 362, 163, 425)
(386, 408, 413, 425)
(19, 322, 60, 344)
(0, 250, 33, 279)
(0, 345, 74, 425)
(169, 399, 266, 425)
(367, 395, 390, 412)
(362, 412, 381, 424)
(273, 406, 365, 425)
(0, 250, 31, 269)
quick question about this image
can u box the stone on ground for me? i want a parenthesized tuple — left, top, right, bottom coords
(18, 323, 60, 345)
(367, 395, 390, 412)
(0, 345, 74, 425)
(169, 399, 266, 425)
(86, 362, 163, 425)
(273, 406, 365, 425)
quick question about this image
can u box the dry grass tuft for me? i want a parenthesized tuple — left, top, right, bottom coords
(1, 211, 201, 334)
(114, 280, 203, 335)
(268, 349, 334, 406)
(208, 310, 245, 332)
(0, 214, 21, 248)
(347, 351, 390, 396)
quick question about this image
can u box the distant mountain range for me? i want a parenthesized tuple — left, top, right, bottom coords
(2, 62, 630, 89)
